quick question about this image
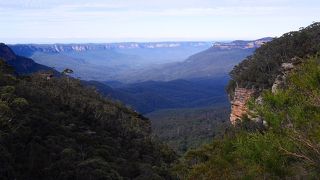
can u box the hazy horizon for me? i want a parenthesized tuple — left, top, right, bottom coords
(3, 37, 273, 44)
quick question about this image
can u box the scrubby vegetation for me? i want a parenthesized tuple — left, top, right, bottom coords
(0, 59, 176, 180)
(174, 56, 320, 179)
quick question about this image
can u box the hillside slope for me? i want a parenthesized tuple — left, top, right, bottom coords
(0, 59, 176, 179)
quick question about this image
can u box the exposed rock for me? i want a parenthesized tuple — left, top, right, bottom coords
(255, 95, 263, 105)
(272, 62, 296, 93)
(230, 88, 256, 125)
(272, 74, 284, 93)
(281, 63, 294, 71)
(230, 61, 300, 125)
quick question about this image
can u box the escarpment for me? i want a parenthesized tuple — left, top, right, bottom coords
(228, 22, 320, 124)
(229, 62, 298, 124)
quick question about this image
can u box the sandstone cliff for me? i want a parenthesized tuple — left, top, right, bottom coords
(230, 61, 300, 125)
(230, 87, 256, 124)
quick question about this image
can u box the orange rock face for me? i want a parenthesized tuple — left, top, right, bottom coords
(230, 88, 255, 125)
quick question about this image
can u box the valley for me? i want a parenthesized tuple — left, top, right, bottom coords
(1, 22, 320, 179)
(8, 39, 271, 152)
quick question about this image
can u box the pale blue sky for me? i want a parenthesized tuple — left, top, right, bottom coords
(0, 0, 319, 43)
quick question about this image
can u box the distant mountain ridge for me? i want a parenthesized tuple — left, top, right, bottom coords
(10, 42, 213, 56)
(9, 38, 271, 56)
(212, 37, 273, 50)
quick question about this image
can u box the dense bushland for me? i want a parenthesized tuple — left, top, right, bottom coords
(0, 60, 176, 180)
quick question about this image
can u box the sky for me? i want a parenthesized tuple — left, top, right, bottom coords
(0, 0, 319, 43)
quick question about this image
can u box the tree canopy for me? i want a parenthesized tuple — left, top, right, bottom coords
(0, 59, 176, 180)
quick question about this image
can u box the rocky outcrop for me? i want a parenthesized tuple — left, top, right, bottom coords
(271, 61, 300, 93)
(230, 60, 301, 125)
(230, 88, 256, 125)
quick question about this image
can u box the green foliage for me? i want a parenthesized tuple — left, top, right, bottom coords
(0, 101, 11, 118)
(174, 130, 294, 179)
(147, 106, 230, 154)
(0, 60, 177, 180)
(175, 56, 320, 179)
(11, 97, 28, 110)
(255, 57, 320, 175)
(233, 132, 291, 176)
